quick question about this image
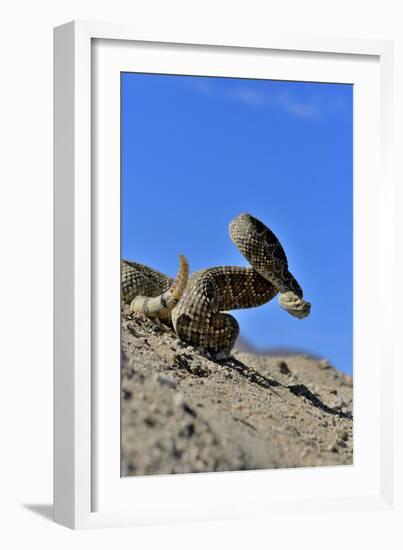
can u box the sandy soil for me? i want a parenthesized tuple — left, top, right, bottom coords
(121, 305, 353, 476)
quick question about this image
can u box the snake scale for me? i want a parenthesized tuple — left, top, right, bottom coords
(122, 213, 311, 353)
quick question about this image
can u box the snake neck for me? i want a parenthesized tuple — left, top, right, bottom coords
(188, 267, 279, 312)
(268, 269, 303, 298)
(229, 213, 304, 298)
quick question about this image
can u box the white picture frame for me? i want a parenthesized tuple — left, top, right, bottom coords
(54, 20, 396, 530)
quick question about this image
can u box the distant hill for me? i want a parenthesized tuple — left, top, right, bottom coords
(234, 335, 321, 359)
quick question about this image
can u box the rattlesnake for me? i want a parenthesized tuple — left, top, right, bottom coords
(122, 213, 311, 353)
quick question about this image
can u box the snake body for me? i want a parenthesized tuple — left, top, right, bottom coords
(122, 213, 311, 353)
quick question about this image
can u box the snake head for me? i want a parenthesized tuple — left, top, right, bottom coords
(279, 291, 311, 319)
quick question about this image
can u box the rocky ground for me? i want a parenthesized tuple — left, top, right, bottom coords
(121, 305, 353, 476)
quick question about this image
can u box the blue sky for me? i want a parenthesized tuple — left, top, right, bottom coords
(121, 73, 353, 375)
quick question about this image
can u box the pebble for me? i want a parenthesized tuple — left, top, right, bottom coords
(127, 325, 140, 337)
(277, 361, 291, 375)
(214, 351, 229, 361)
(132, 337, 145, 348)
(331, 396, 344, 410)
(157, 374, 178, 389)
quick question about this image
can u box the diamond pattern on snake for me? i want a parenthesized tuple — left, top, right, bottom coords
(122, 213, 311, 353)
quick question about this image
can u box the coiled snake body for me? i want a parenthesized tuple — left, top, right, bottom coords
(122, 213, 311, 353)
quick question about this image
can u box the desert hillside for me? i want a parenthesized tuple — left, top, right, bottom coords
(121, 305, 353, 476)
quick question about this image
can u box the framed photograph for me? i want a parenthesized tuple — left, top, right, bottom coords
(54, 21, 396, 529)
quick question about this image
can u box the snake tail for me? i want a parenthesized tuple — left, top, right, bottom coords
(130, 254, 189, 317)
